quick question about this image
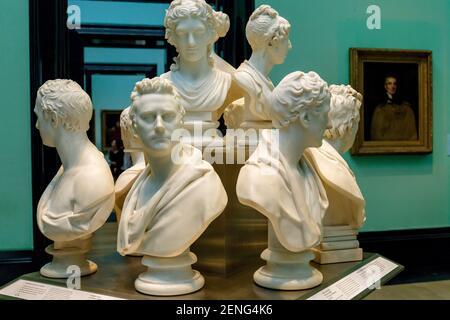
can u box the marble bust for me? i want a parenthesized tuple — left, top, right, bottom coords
(306, 85, 366, 228)
(224, 5, 292, 129)
(161, 0, 234, 144)
(114, 106, 146, 222)
(35, 79, 115, 278)
(305, 85, 366, 264)
(117, 77, 228, 296)
(236, 71, 331, 290)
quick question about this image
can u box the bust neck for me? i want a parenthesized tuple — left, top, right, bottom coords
(178, 54, 212, 82)
(145, 150, 181, 185)
(248, 50, 274, 78)
(326, 138, 346, 155)
(55, 130, 93, 170)
(278, 123, 307, 168)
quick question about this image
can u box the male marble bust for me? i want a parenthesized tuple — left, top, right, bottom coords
(114, 106, 146, 222)
(117, 77, 227, 257)
(305, 85, 366, 264)
(225, 5, 292, 129)
(117, 77, 227, 295)
(35, 79, 115, 277)
(306, 85, 366, 229)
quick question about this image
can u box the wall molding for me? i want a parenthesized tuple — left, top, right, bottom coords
(359, 227, 450, 267)
(0, 251, 33, 265)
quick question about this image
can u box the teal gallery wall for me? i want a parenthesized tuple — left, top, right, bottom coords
(0, 0, 33, 251)
(0, 0, 449, 251)
(256, 0, 450, 231)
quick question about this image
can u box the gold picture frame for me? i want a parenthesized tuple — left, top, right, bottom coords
(350, 48, 432, 155)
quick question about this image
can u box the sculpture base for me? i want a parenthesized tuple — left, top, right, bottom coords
(313, 248, 363, 264)
(254, 248, 323, 291)
(40, 237, 97, 279)
(313, 225, 363, 264)
(135, 250, 205, 296)
(254, 223, 323, 291)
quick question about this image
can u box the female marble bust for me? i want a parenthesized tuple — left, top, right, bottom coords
(225, 5, 291, 129)
(161, 0, 234, 141)
(114, 106, 146, 222)
(117, 77, 227, 295)
(35, 79, 115, 278)
(236, 71, 331, 290)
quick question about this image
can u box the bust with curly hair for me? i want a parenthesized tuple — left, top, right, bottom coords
(161, 0, 234, 142)
(117, 77, 228, 296)
(35, 79, 115, 278)
(304, 84, 366, 264)
(114, 106, 146, 222)
(236, 71, 331, 290)
(225, 5, 292, 129)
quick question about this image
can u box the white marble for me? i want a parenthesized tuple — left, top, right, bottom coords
(114, 106, 146, 222)
(162, 0, 235, 145)
(225, 5, 291, 130)
(35, 79, 115, 278)
(117, 77, 227, 296)
(135, 250, 204, 296)
(305, 85, 366, 264)
(237, 71, 331, 290)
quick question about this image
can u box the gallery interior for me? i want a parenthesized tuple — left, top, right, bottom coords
(0, 0, 449, 300)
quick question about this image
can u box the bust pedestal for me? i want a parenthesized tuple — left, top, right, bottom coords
(40, 235, 97, 279)
(313, 225, 363, 264)
(135, 249, 204, 296)
(253, 223, 323, 290)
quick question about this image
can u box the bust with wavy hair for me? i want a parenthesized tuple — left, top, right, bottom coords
(117, 77, 228, 296)
(236, 71, 331, 290)
(161, 0, 234, 140)
(323, 85, 362, 153)
(35, 79, 115, 278)
(114, 106, 146, 223)
(225, 5, 292, 129)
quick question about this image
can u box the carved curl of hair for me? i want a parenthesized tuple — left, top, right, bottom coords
(37, 79, 92, 132)
(246, 5, 291, 51)
(120, 106, 134, 149)
(130, 77, 185, 121)
(324, 85, 362, 140)
(271, 71, 330, 129)
(164, 0, 230, 71)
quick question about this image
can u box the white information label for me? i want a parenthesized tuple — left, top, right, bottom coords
(307, 257, 398, 300)
(0, 280, 124, 300)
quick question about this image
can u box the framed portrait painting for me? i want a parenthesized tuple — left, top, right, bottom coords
(350, 48, 432, 155)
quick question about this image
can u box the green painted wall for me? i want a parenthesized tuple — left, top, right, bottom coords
(0, 0, 33, 250)
(447, 1, 450, 227)
(256, 0, 450, 231)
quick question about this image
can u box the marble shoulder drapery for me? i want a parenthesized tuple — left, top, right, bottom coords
(233, 60, 274, 121)
(37, 167, 115, 242)
(304, 141, 365, 228)
(117, 144, 228, 257)
(161, 68, 231, 116)
(236, 130, 328, 252)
